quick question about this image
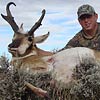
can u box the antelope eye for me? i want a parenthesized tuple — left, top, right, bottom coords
(28, 36, 32, 42)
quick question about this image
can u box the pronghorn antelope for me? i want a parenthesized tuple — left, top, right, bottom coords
(2, 2, 100, 98)
(1, 2, 100, 84)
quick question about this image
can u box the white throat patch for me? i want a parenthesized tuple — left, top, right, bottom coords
(12, 51, 37, 61)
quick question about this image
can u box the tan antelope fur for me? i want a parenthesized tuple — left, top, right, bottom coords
(1, 2, 100, 84)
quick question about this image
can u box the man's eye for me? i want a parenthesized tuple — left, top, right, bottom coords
(79, 14, 92, 20)
(28, 37, 32, 41)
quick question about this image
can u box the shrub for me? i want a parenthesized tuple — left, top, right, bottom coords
(0, 56, 100, 100)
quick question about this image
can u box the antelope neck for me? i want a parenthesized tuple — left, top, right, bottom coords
(12, 51, 37, 60)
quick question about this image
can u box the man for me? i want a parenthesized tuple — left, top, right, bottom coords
(62, 4, 100, 51)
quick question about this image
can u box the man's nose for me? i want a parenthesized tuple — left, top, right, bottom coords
(84, 18, 88, 22)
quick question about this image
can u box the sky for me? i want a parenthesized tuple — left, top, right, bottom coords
(0, 0, 100, 58)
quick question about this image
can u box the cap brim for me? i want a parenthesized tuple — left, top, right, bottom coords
(78, 13, 93, 18)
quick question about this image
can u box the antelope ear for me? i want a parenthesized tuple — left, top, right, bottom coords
(18, 23, 23, 32)
(34, 32, 49, 43)
(20, 23, 24, 30)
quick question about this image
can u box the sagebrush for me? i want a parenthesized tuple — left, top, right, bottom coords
(0, 55, 100, 100)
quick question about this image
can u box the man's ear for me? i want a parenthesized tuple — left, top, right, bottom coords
(33, 32, 50, 43)
(95, 13, 98, 21)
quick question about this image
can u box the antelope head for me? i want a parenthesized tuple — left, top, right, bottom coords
(1, 2, 49, 57)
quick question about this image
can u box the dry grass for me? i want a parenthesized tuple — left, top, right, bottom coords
(0, 55, 100, 100)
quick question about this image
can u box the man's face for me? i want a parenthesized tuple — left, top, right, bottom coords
(78, 14, 98, 31)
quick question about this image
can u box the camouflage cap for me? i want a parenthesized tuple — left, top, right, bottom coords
(77, 4, 96, 18)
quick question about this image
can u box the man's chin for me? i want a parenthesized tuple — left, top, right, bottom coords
(84, 28, 92, 32)
(84, 26, 92, 30)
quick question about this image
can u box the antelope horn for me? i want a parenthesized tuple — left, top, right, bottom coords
(1, 2, 19, 32)
(28, 9, 46, 36)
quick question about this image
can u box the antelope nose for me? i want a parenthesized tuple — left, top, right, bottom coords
(8, 43, 14, 48)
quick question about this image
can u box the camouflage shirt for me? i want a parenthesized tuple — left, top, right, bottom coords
(62, 23, 100, 51)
